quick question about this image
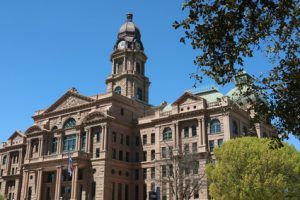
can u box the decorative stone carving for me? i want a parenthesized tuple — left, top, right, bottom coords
(54, 96, 89, 112)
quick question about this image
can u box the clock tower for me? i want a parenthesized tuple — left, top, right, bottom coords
(106, 13, 150, 103)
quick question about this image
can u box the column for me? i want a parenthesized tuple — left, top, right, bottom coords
(55, 166, 62, 200)
(71, 165, 78, 200)
(25, 140, 31, 159)
(38, 137, 44, 157)
(57, 136, 62, 154)
(102, 125, 107, 150)
(175, 122, 179, 149)
(77, 132, 81, 151)
(36, 168, 43, 200)
(85, 128, 90, 153)
(20, 169, 29, 200)
(18, 149, 22, 168)
(198, 118, 203, 146)
(201, 117, 207, 151)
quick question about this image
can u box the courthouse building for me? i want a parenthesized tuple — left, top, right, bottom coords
(0, 14, 274, 200)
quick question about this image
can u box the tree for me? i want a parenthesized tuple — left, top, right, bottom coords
(155, 143, 207, 200)
(206, 137, 300, 199)
(173, 0, 300, 139)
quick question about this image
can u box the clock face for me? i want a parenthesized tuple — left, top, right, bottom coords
(117, 41, 126, 50)
(135, 41, 141, 50)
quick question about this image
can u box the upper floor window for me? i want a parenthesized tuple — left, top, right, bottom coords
(2, 155, 7, 165)
(136, 63, 141, 74)
(63, 134, 76, 152)
(51, 138, 58, 154)
(191, 125, 197, 136)
(81, 132, 87, 151)
(162, 127, 172, 141)
(63, 118, 76, 129)
(52, 126, 58, 132)
(210, 119, 221, 134)
(184, 127, 189, 138)
(232, 120, 238, 135)
(114, 86, 121, 95)
(137, 88, 143, 101)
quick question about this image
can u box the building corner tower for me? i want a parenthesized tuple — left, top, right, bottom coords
(106, 13, 150, 103)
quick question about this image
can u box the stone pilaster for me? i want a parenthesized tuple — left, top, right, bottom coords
(36, 168, 43, 200)
(71, 164, 78, 200)
(55, 166, 62, 200)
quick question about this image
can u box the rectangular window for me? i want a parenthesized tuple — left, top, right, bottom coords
(193, 161, 199, 174)
(192, 142, 197, 153)
(184, 144, 189, 153)
(135, 184, 139, 200)
(135, 152, 139, 162)
(119, 150, 123, 161)
(126, 152, 130, 162)
(209, 140, 215, 152)
(111, 182, 115, 200)
(192, 125, 197, 136)
(113, 132, 117, 142)
(162, 165, 166, 177)
(143, 168, 147, 179)
(143, 151, 147, 162)
(96, 148, 100, 158)
(151, 133, 155, 144)
(135, 136, 140, 146)
(81, 132, 86, 151)
(125, 184, 129, 200)
(96, 131, 101, 143)
(151, 167, 155, 179)
(135, 169, 139, 180)
(161, 147, 166, 158)
(51, 138, 58, 154)
(126, 136, 130, 146)
(218, 139, 223, 147)
(184, 127, 189, 138)
(112, 148, 116, 159)
(169, 164, 173, 176)
(78, 169, 83, 180)
(120, 134, 124, 144)
(118, 183, 122, 200)
(63, 134, 76, 152)
(151, 150, 155, 160)
(143, 135, 147, 145)
(169, 146, 173, 158)
(143, 184, 147, 200)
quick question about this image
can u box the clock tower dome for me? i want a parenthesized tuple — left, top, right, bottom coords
(106, 13, 150, 103)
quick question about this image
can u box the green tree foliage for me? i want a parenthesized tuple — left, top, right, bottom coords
(173, 0, 300, 139)
(0, 194, 4, 200)
(206, 137, 300, 199)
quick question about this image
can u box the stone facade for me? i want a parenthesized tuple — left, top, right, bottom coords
(0, 14, 274, 200)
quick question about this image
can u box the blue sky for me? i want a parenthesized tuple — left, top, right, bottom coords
(0, 0, 299, 149)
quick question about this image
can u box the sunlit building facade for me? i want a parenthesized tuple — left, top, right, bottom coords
(0, 14, 274, 200)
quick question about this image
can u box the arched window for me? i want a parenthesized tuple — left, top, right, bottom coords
(137, 88, 143, 101)
(51, 126, 58, 132)
(63, 118, 76, 129)
(162, 127, 172, 141)
(210, 119, 221, 134)
(2, 155, 7, 165)
(136, 63, 141, 74)
(114, 86, 121, 95)
(232, 120, 238, 135)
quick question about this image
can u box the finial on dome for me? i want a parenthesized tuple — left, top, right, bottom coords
(127, 13, 133, 22)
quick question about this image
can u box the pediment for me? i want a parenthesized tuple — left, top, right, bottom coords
(8, 131, 25, 141)
(172, 92, 203, 106)
(44, 89, 95, 113)
(82, 111, 106, 124)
